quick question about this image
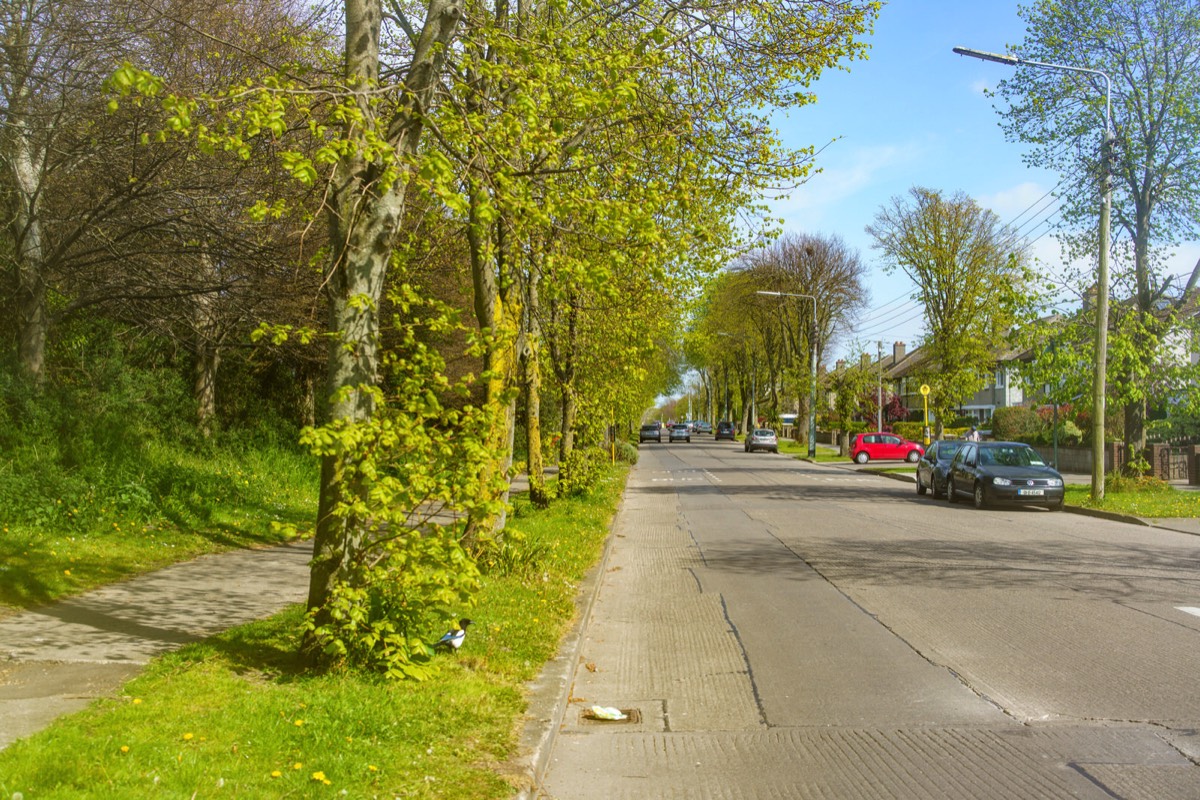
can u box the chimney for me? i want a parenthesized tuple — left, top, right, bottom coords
(893, 341, 906, 363)
(835, 359, 845, 372)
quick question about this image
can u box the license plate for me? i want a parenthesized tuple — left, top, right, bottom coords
(1018, 488, 1045, 496)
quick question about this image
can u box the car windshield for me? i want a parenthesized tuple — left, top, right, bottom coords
(978, 446, 1046, 467)
(754, 429, 775, 437)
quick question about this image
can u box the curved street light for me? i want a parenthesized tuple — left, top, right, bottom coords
(953, 46, 1113, 501)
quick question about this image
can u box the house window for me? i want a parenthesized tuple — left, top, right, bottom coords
(995, 368, 1005, 388)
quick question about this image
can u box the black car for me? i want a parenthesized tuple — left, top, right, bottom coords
(638, 423, 662, 443)
(945, 441, 1065, 510)
(915, 439, 967, 498)
(715, 421, 736, 441)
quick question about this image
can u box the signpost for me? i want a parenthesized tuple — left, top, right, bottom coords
(920, 384, 931, 446)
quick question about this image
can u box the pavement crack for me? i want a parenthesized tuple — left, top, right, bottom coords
(716, 592, 769, 729)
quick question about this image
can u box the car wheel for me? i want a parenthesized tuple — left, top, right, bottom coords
(916, 475, 927, 495)
(946, 478, 958, 503)
(906, 450, 921, 463)
(771, 447, 778, 454)
(854, 451, 869, 464)
(973, 482, 986, 509)
(1048, 498, 1064, 511)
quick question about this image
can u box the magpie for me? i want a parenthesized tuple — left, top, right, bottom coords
(433, 618, 472, 652)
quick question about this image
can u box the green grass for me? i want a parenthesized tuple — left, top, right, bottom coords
(0, 443, 316, 612)
(0, 467, 629, 800)
(777, 439, 848, 462)
(1064, 480, 1200, 518)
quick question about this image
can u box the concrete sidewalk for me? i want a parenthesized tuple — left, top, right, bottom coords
(0, 540, 312, 750)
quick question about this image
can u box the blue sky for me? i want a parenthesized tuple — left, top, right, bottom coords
(769, 0, 1199, 361)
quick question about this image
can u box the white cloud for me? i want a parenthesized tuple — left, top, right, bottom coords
(768, 141, 924, 230)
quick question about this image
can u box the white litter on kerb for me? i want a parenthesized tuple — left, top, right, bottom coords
(1175, 607, 1200, 618)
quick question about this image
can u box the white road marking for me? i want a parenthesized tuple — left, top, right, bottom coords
(1176, 607, 1200, 618)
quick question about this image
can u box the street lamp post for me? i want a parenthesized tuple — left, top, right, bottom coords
(756, 290, 818, 458)
(952, 46, 1112, 501)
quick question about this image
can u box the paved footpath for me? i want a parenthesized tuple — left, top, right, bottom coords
(0, 540, 312, 750)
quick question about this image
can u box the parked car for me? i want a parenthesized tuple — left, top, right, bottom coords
(945, 441, 1064, 511)
(744, 428, 778, 453)
(715, 421, 737, 441)
(694, 421, 713, 435)
(639, 423, 663, 443)
(849, 432, 924, 464)
(915, 439, 966, 498)
(669, 425, 691, 443)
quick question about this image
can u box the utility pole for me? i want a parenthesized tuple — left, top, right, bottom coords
(877, 340, 884, 431)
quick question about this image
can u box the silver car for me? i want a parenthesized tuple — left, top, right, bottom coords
(744, 428, 778, 453)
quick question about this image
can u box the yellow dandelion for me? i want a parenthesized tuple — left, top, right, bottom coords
(311, 771, 326, 782)
(63, 570, 71, 576)
(294, 719, 304, 726)
(132, 698, 142, 705)
(182, 732, 194, 741)
(368, 765, 378, 772)
(271, 770, 282, 778)
(120, 745, 130, 753)
(293, 762, 303, 770)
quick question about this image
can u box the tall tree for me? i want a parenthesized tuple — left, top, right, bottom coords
(994, 0, 1200, 458)
(866, 187, 1033, 432)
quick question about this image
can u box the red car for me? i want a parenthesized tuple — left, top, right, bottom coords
(850, 432, 924, 464)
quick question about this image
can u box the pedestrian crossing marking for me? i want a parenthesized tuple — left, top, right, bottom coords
(1177, 607, 1200, 618)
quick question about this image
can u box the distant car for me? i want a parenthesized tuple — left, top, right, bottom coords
(850, 432, 924, 464)
(916, 439, 966, 498)
(695, 421, 713, 435)
(669, 425, 691, 443)
(639, 423, 663, 443)
(744, 428, 778, 453)
(946, 441, 1064, 511)
(715, 421, 737, 441)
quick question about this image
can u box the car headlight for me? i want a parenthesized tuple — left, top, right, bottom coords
(1047, 478, 1063, 487)
(992, 477, 1011, 486)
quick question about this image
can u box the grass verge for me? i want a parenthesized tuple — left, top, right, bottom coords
(777, 439, 847, 462)
(0, 466, 629, 800)
(1064, 480, 1200, 518)
(0, 444, 317, 612)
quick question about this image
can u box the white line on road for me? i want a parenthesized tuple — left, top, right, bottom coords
(1176, 607, 1200, 618)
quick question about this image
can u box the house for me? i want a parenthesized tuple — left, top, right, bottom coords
(886, 341, 1025, 424)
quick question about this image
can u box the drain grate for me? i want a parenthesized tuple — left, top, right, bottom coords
(581, 707, 642, 724)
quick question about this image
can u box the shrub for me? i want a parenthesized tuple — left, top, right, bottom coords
(557, 446, 606, 498)
(991, 406, 1042, 442)
(892, 421, 925, 441)
(615, 441, 638, 465)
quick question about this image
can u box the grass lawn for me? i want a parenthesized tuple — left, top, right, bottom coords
(777, 439, 848, 462)
(1064, 481, 1200, 518)
(0, 445, 316, 613)
(0, 467, 628, 800)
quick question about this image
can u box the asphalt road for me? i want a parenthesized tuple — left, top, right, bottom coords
(536, 437, 1200, 799)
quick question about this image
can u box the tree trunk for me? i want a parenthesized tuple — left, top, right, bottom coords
(305, 0, 464, 644)
(10, 123, 49, 386)
(193, 255, 221, 436)
(552, 294, 579, 463)
(522, 255, 549, 508)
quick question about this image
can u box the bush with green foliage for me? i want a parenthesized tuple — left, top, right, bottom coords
(615, 440, 638, 465)
(991, 405, 1042, 441)
(557, 446, 608, 498)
